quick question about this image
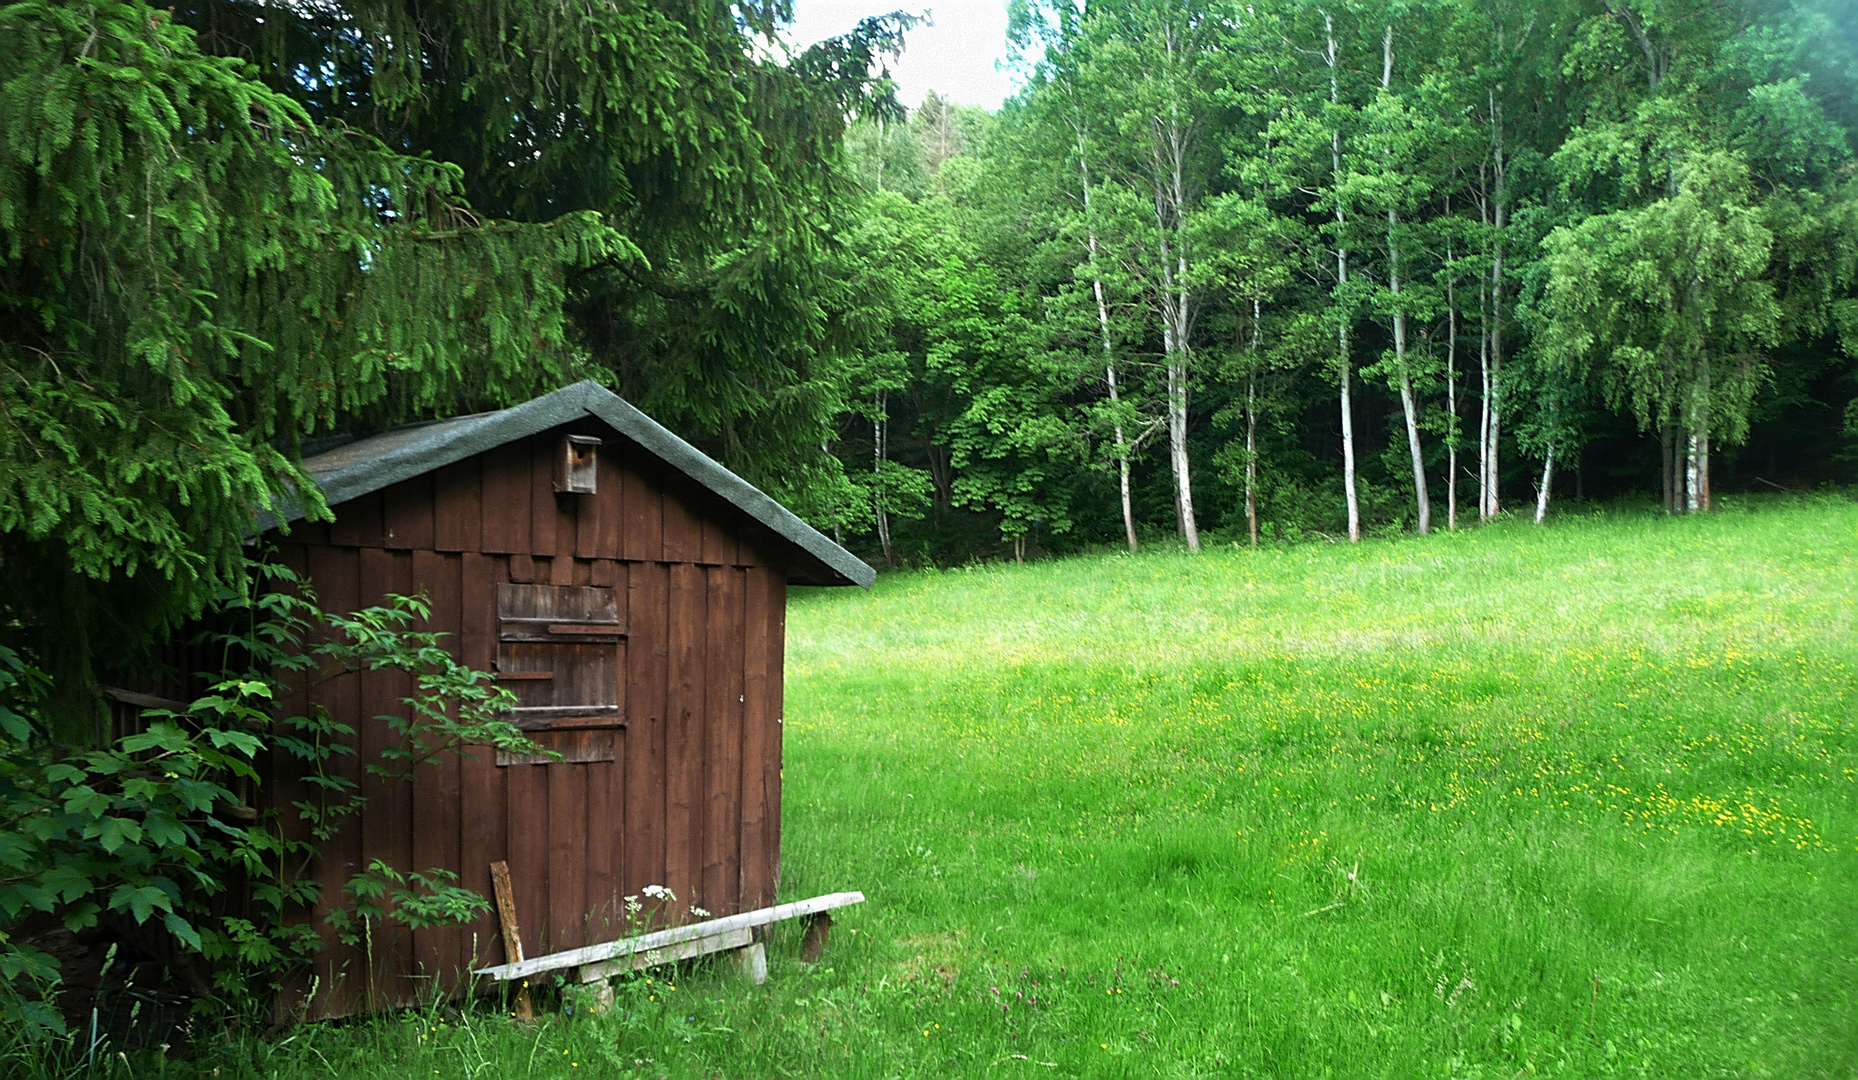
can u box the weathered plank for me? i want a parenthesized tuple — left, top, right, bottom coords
(474, 891, 864, 982)
(623, 562, 669, 901)
(663, 563, 706, 913)
(702, 566, 744, 914)
(574, 926, 751, 983)
(383, 475, 434, 550)
(490, 860, 534, 1019)
(432, 458, 480, 552)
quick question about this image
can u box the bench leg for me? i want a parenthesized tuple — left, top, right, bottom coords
(800, 913, 833, 963)
(584, 980, 615, 1013)
(733, 941, 768, 985)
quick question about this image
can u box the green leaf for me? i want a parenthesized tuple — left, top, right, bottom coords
(108, 884, 174, 924)
(163, 912, 202, 952)
(93, 816, 144, 853)
(61, 785, 111, 819)
(0, 705, 30, 742)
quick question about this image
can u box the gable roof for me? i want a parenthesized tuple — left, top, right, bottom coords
(271, 381, 874, 588)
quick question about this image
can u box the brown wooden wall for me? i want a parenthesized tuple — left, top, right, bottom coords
(269, 424, 788, 1018)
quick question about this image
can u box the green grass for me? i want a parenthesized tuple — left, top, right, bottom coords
(103, 499, 1858, 1078)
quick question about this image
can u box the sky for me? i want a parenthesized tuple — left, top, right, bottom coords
(783, 0, 1024, 110)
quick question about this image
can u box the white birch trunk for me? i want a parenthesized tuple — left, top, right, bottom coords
(1694, 364, 1712, 511)
(1685, 434, 1700, 513)
(1326, 12, 1360, 544)
(1149, 29, 1200, 553)
(1246, 297, 1261, 546)
(1535, 446, 1554, 523)
(1078, 146, 1138, 553)
(1446, 269, 1459, 532)
(1478, 271, 1492, 520)
(1484, 89, 1507, 521)
(1384, 27, 1429, 535)
(874, 392, 892, 565)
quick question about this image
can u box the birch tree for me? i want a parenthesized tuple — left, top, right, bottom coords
(1075, 0, 1225, 550)
(1540, 152, 1780, 510)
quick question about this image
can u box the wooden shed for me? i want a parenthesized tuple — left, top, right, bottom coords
(261, 381, 873, 1018)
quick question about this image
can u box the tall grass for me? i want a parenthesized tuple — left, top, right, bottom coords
(60, 498, 1858, 1078)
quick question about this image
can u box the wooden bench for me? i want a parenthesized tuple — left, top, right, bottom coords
(473, 890, 864, 992)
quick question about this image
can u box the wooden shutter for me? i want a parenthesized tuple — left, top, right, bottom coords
(495, 583, 626, 728)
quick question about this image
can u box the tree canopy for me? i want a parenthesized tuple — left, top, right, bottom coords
(0, 0, 905, 721)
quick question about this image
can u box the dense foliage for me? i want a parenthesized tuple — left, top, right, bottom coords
(0, 571, 535, 1037)
(0, 0, 905, 724)
(819, 0, 1858, 565)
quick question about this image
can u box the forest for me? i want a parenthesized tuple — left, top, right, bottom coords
(819, 0, 1858, 565)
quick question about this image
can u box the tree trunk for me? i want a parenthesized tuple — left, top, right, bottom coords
(1326, 12, 1360, 543)
(1078, 141, 1138, 553)
(1247, 298, 1261, 546)
(1478, 269, 1493, 521)
(1685, 434, 1701, 513)
(1446, 273, 1459, 532)
(1694, 365, 1712, 511)
(1535, 445, 1554, 524)
(1384, 26, 1429, 535)
(1672, 418, 1687, 513)
(1148, 34, 1200, 553)
(1484, 89, 1507, 521)
(874, 393, 892, 566)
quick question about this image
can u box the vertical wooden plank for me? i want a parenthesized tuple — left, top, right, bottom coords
(549, 554, 576, 586)
(432, 459, 481, 553)
(284, 519, 331, 548)
(480, 444, 530, 554)
(663, 563, 706, 916)
(583, 743, 619, 941)
(531, 437, 558, 557)
(589, 559, 619, 588)
(457, 553, 505, 969)
(306, 544, 364, 1015)
(325, 502, 356, 548)
(509, 553, 537, 584)
(765, 574, 787, 900)
(328, 493, 385, 549)
(624, 563, 669, 903)
(409, 550, 464, 987)
(702, 566, 745, 914)
(383, 475, 434, 551)
(575, 482, 603, 560)
(661, 478, 702, 565)
(738, 566, 773, 910)
(547, 762, 589, 952)
(620, 455, 664, 563)
(700, 498, 739, 567)
(594, 449, 624, 560)
(359, 548, 417, 1003)
(587, 561, 627, 938)
(505, 757, 550, 960)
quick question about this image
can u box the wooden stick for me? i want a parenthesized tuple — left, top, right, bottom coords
(474, 890, 864, 983)
(489, 861, 534, 1019)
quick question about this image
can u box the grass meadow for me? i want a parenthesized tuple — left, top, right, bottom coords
(86, 498, 1858, 1078)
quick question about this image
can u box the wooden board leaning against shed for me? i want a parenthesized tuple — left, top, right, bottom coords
(239, 382, 873, 1020)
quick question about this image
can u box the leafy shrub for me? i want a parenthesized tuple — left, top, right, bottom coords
(0, 562, 540, 1042)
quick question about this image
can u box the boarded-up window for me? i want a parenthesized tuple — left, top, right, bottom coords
(496, 583, 626, 728)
